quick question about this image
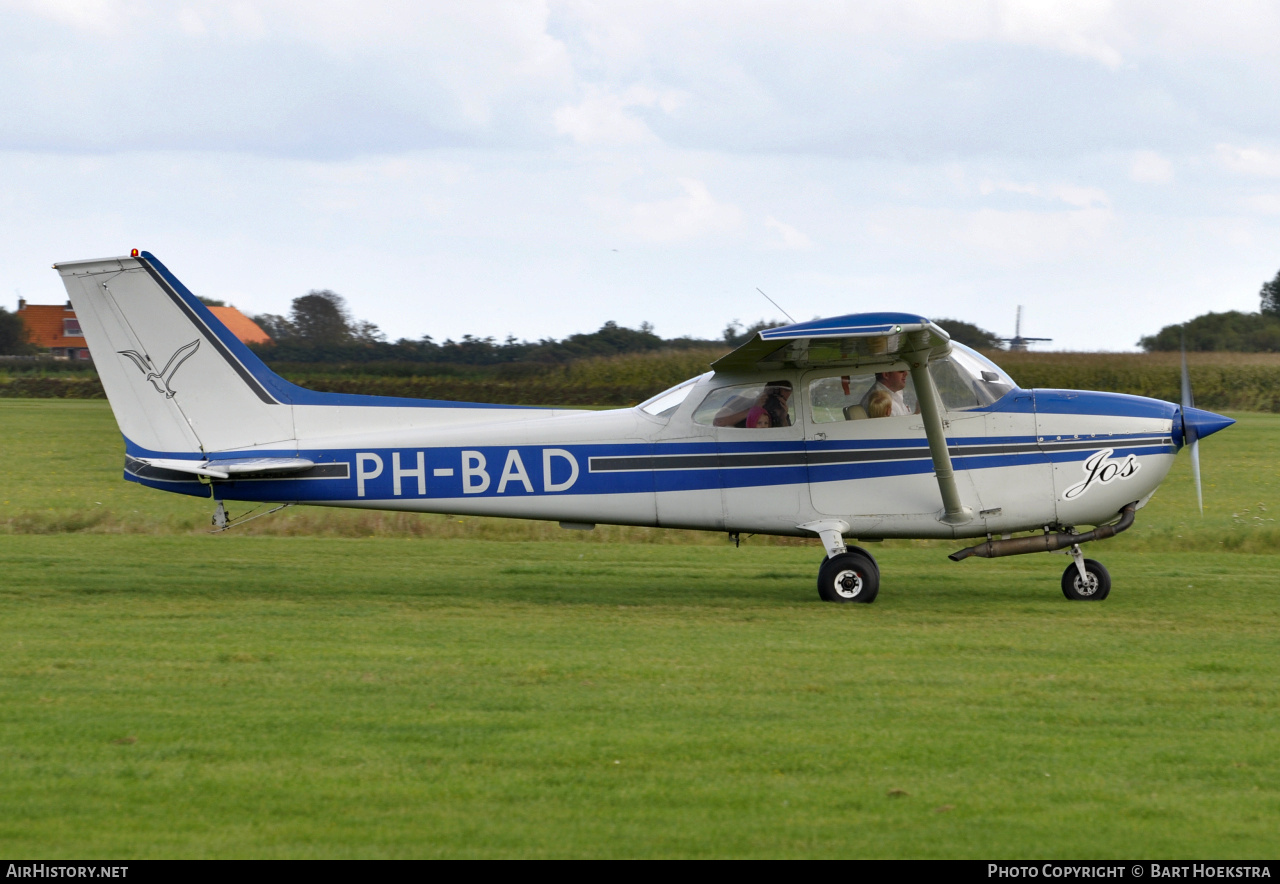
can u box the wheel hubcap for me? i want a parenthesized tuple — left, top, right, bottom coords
(1075, 573, 1098, 596)
(833, 569, 862, 598)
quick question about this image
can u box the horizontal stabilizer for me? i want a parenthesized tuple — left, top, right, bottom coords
(135, 456, 316, 480)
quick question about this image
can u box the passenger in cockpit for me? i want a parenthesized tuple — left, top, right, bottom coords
(747, 381, 793, 428)
(865, 388, 894, 418)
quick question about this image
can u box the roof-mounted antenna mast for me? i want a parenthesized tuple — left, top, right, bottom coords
(756, 288, 795, 323)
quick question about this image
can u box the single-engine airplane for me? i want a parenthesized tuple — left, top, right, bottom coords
(53, 252, 1234, 603)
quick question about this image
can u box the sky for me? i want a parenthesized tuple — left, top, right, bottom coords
(4, 0, 1280, 351)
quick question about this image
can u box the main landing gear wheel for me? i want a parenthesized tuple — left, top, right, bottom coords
(818, 551, 880, 604)
(1061, 558, 1111, 601)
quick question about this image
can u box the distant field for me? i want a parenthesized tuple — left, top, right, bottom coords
(0, 400, 1277, 857)
(5, 348, 1280, 411)
(993, 350, 1280, 413)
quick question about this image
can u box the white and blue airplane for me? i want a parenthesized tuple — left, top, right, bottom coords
(53, 251, 1233, 603)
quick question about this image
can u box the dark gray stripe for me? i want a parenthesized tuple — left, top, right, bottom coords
(136, 258, 279, 405)
(590, 437, 1172, 473)
(226, 464, 349, 481)
(1039, 436, 1168, 452)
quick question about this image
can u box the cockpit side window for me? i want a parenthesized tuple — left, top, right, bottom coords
(809, 371, 918, 423)
(693, 381, 795, 428)
(637, 374, 704, 418)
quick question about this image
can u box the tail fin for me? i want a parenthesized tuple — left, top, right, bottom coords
(54, 252, 296, 455)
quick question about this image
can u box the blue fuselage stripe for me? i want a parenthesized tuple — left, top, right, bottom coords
(124, 434, 1174, 502)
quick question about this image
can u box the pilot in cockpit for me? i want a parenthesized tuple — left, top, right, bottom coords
(860, 370, 913, 417)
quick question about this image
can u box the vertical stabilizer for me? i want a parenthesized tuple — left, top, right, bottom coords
(54, 254, 296, 455)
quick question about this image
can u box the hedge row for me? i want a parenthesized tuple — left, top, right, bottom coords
(0, 377, 106, 398)
(4, 352, 1278, 411)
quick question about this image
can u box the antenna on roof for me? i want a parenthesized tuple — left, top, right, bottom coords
(756, 287, 795, 324)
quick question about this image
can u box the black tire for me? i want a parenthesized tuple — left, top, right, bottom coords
(835, 546, 880, 582)
(818, 552, 880, 603)
(1061, 558, 1111, 601)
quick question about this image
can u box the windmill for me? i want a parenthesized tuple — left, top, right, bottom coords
(1000, 306, 1053, 351)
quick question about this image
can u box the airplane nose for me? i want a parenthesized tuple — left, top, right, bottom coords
(1182, 406, 1235, 444)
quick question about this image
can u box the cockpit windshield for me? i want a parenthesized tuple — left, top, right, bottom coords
(946, 343, 1018, 405)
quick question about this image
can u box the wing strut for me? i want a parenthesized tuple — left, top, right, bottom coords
(907, 332, 972, 526)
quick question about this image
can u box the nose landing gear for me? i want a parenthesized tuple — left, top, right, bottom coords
(1061, 549, 1111, 600)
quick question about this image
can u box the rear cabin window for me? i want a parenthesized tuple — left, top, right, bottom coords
(693, 382, 795, 429)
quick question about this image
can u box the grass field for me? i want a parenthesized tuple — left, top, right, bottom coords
(1, 400, 1278, 857)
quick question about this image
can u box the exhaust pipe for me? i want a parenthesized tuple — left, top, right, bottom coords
(949, 502, 1136, 562)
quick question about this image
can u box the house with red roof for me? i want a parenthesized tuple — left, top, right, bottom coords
(15, 299, 88, 359)
(16, 299, 271, 359)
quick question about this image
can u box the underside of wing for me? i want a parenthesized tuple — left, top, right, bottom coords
(712, 312, 951, 373)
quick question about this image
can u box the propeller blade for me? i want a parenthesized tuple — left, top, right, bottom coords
(1180, 339, 1193, 409)
(1189, 432, 1203, 516)
(1180, 335, 1203, 515)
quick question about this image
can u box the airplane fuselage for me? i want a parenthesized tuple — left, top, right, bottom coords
(126, 376, 1182, 541)
(56, 251, 1233, 602)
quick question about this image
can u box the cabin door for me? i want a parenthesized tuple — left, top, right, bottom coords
(802, 371, 942, 519)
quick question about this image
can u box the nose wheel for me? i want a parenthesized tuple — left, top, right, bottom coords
(1061, 557, 1110, 600)
(818, 550, 880, 603)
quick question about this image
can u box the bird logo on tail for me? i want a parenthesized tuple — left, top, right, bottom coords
(118, 340, 200, 399)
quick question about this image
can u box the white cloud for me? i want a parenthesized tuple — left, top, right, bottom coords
(628, 178, 743, 242)
(990, 0, 1125, 69)
(553, 85, 681, 146)
(1215, 143, 1280, 178)
(1242, 194, 1280, 215)
(1130, 150, 1174, 183)
(7, 0, 121, 32)
(979, 179, 1110, 208)
(764, 216, 814, 251)
(6, 1, 1280, 352)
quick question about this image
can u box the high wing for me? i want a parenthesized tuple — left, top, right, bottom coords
(712, 312, 951, 373)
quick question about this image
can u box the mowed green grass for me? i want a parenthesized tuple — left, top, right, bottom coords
(0, 401, 1278, 858)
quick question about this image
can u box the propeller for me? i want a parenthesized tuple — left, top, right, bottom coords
(1180, 341, 1202, 516)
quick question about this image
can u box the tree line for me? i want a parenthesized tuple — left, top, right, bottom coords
(237, 290, 1012, 366)
(1139, 270, 1280, 351)
(14, 271, 1280, 360)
